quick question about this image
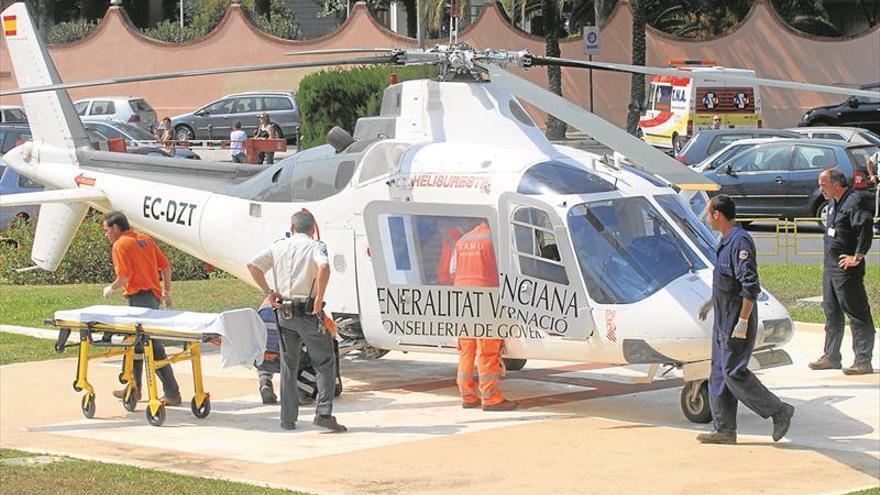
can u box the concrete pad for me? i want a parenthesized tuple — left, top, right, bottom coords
(1, 324, 878, 495)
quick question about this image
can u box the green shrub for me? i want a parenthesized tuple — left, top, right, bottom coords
(297, 65, 440, 149)
(46, 19, 98, 44)
(142, 0, 298, 42)
(0, 216, 209, 285)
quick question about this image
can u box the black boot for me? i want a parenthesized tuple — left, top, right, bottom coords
(260, 379, 277, 405)
(696, 429, 737, 445)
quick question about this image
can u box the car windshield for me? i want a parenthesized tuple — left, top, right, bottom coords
(655, 194, 717, 262)
(113, 122, 156, 141)
(848, 146, 879, 171)
(568, 197, 707, 305)
(857, 131, 880, 146)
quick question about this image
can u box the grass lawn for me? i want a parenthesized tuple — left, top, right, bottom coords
(759, 264, 880, 326)
(0, 278, 261, 328)
(0, 449, 306, 495)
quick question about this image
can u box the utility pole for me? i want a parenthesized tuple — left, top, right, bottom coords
(416, 0, 426, 49)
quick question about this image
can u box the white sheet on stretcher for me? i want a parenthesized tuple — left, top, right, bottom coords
(54, 305, 266, 369)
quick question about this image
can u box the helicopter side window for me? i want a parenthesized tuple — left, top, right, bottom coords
(358, 142, 408, 184)
(376, 214, 492, 286)
(511, 206, 568, 285)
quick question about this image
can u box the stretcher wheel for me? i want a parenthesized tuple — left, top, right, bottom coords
(123, 387, 138, 412)
(81, 394, 96, 419)
(146, 405, 166, 426)
(72, 380, 82, 393)
(191, 397, 211, 419)
(503, 358, 527, 372)
(681, 380, 712, 424)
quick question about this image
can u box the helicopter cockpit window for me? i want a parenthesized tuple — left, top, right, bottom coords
(568, 197, 706, 304)
(655, 194, 717, 262)
(511, 207, 568, 285)
(376, 214, 493, 286)
(358, 142, 409, 184)
(518, 161, 615, 196)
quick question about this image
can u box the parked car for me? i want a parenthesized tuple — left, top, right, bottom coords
(0, 161, 43, 231)
(74, 97, 158, 131)
(0, 123, 32, 152)
(786, 126, 880, 146)
(703, 139, 877, 225)
(170, 91, 299, 143)
(693, 137, 793, 172)
(675, 128, 802, 166)
(0, 105, 27, 123)
(82, 119, 200, 159)
(799, 83, 880, 133)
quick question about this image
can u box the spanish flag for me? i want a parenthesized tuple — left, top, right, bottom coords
(3, 15, 16, 36)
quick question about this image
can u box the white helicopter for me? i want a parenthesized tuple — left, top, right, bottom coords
(2, 2, 877, 423)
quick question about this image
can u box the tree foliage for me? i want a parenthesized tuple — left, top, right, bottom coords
(46, 18, 98, 44)
(296, 65, 440, 150)
(140, 0, 298, 42)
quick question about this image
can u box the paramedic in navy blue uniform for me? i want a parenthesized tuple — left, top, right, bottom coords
(697, 195, 794, 445)
(809, 168, 875, 375)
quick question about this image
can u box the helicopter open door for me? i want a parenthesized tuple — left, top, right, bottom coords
(363, 201, 515, 349)
(497, 193, 595, 341)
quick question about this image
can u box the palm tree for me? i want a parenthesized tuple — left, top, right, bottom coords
(625, 0, 645, 136)
(542, 0, 567, 140)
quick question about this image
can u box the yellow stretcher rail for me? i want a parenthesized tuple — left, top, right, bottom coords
(48, 319, 215, 427)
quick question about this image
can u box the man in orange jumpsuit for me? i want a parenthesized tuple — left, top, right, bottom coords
(435, 222, 463, 285)
(452, 220, 518, 411)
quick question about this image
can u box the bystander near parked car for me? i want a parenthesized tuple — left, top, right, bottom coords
(74, 97, 158, 131)
(170, 91, 299, 143)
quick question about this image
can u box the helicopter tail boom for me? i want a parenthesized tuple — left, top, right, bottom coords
(2, 3, 91, 153)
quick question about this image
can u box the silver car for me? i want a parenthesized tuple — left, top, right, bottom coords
(169, 91, 300, 143)
(74, 97, 158, 131)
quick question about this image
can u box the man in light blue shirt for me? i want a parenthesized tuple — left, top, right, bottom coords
(230, 121, 246, 163)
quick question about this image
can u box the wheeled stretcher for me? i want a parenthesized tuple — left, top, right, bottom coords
(47, 305, 266, 427)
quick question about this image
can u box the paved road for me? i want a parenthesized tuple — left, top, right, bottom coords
(1, 325, 877, 495)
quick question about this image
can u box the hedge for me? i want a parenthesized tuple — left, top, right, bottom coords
(0, 216, 209, 285)
(297, 65, 440, 150)
(46, 19, 99, 44)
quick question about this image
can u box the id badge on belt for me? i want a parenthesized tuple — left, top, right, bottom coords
(827, 227, 836, 237)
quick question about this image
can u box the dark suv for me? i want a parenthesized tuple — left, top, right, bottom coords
(799, 83, 880, 133)
(702, 139, 876, 225)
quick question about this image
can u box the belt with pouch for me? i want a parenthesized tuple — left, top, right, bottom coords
(278, 297, 314, 319)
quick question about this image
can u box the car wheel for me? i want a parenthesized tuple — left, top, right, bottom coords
(815, 200, 829, 228)
(174, 125, 195, 142)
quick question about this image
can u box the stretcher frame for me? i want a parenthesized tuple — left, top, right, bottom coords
(47, 318, 215, 427)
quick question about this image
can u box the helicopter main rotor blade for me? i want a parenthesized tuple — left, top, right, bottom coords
(529, 56, 880, 100)
(285, 48, 399, 56)
(0, 54, 400, 97)
(483, 64, 719, 192)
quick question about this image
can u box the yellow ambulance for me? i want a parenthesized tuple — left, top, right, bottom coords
(638, 61, 763, 152)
